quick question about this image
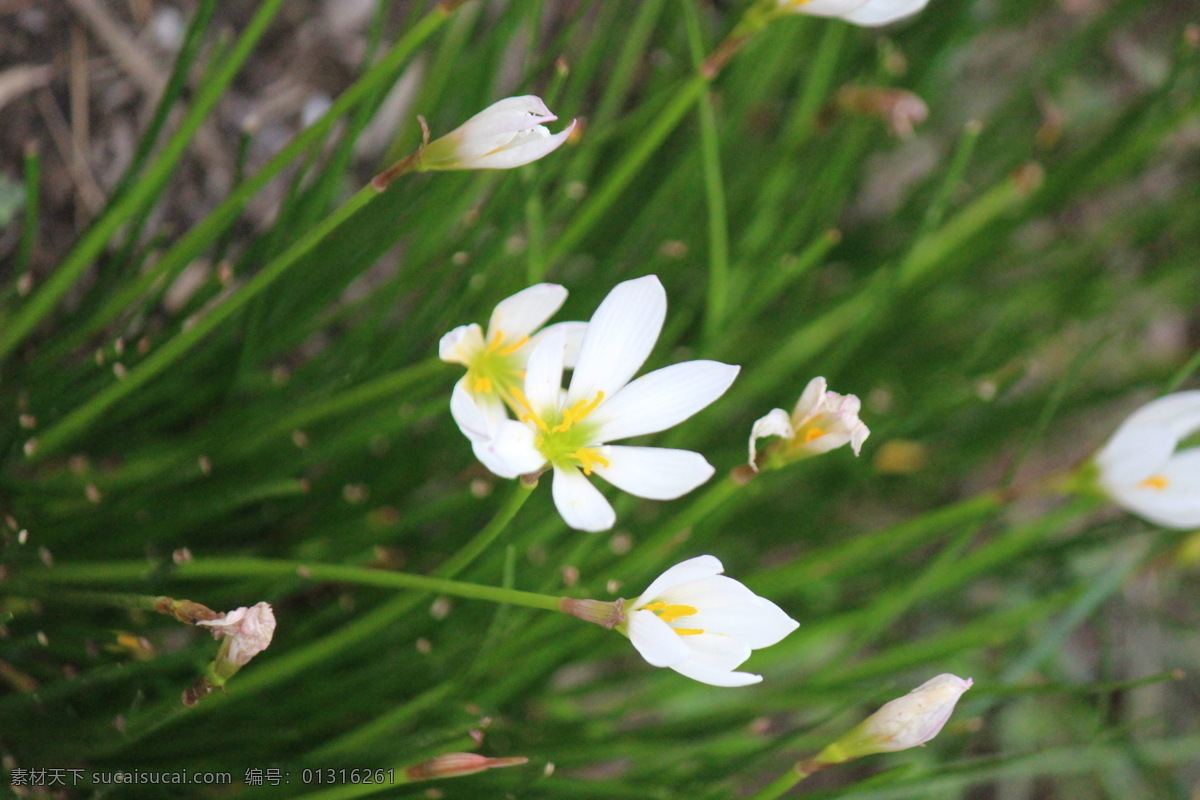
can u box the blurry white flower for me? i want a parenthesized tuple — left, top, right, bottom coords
(197, 601, 276, 667)
(779, 0, 931, 26)
(454, 275, 739, 531)
(1093, 391, 1200, 529)
(821, 673, 973, 760)
(419, 96, 576, 171)
(749, 377, 869, 470)
(620, 555, 799, 687)
(440, 283, 586, 432)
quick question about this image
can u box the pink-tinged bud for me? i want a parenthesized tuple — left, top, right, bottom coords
(197, 602, 276, 667)
(403, 753, 529, 782)
(819, 674, 973, 762)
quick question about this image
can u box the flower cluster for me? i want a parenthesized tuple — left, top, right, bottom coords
(445, 275, 740, 532)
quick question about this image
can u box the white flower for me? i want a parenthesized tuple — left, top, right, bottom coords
(779, 0, 931, 26)
(419, 96, 577, 171)
(824, 674, 973, 760)
(197, 601, 276, 667)
(748, 377, 869, 470)
(441, 284, 586, 475)
(620, 555, 799, 687)
(454, 275, 739, 531)
(1093, 391, 1200, 529)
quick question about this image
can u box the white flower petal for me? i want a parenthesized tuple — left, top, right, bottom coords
(593, 361, 740, 443)
(469, 120, 576, 170)
(656, 575, 760, 608)
(783, 0, 873, 16)
(567, 275, 667, 405)
(685, 599, 800, 649)
(636, 555, 725, 605)
(792, 376, 828, 421)
(523, 328, 567, 411)
(593, 446, 715, 501)
(1096, 423, 1175, 487)
(451, 96, 556, 160)
(439, 323, 485, 365)
(450, 379, 499, 443)
(627, 609, 692, 667)
(551, 466, 616, 532)
(672, 632, 752, 672)
(1113, 391, 1200, 442)
(669, 659, 763, 687)
(480, 419, 545, 478)
(748, 408, 795, 465)
(1108, 449, 1200, 529)
(487, 283, 567, 342)
(527, 321, 588, 368)
(842, 0, 930, 25)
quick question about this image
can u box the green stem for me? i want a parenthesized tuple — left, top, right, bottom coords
(93, 481, 534, 748)
(682, 1, 732, 345)
(27, 175, 399, 460)
(747, 758, 826, 800)
(28, 557, 562, 612)
(0, 0, 287, 362)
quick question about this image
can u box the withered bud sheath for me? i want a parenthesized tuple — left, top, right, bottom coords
(154, 596, 221, 625)
(834, 86, 929, 139)
(558, 597, 626, 629)
(404, 754, 529, 781)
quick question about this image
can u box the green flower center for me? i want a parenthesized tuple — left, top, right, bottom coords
(465, 330, 528, 401)
(511, 387, 610, 475)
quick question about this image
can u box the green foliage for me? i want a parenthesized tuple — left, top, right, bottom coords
(2, 0, 1199, 798)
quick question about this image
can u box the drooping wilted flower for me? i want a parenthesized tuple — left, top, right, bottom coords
(418, 96, 576, 171)
(778, 0, 932, 27)
(197, 601, 276, 667)
(453, 276, 739, 532)
(749, 377, 869, 471)
(818, 673, 973, 761)
(1093, 391, 1200, 529)
(618, 555, 799, 686)
(183, 601, 276, 706)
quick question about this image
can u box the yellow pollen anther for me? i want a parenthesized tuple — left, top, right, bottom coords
(484, 330, 507, 353)
(473, 376, 493, 394)
(498, 335, 529, 357)
(642, 601, 698, 623)
(673, 628, 704, 636)
(571, 447, 611, 476)
(1139, 475, 1170, 491)
(508, 385, 549, 431)
(553, 392, 606, 433)
(803, 426, 826, 443)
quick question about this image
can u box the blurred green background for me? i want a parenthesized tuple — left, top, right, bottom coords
(1, 0, 1198, 797)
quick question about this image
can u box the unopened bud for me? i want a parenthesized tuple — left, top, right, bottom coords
(404, 753, 528, 782)
(818, 674, 973, 763)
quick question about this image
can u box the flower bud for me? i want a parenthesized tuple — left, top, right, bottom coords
(418, 96, 576, 171)
(403, 753, 529, 782)
(819, 674, 973, 762)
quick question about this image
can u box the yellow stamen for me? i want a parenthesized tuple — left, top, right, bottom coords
(803, 426, 826, 443)
(508, 385, 549, 431)
(673, 628, 704, 636)
(484, 330, 507, 353)
(571, 447, 611, 476)
(553, 392, 606, 433)
(498, 335, 529, 357)
(641, 601, 698, 623)
(1139, 475, 1170, 491)
(473, 376, 493, 394)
